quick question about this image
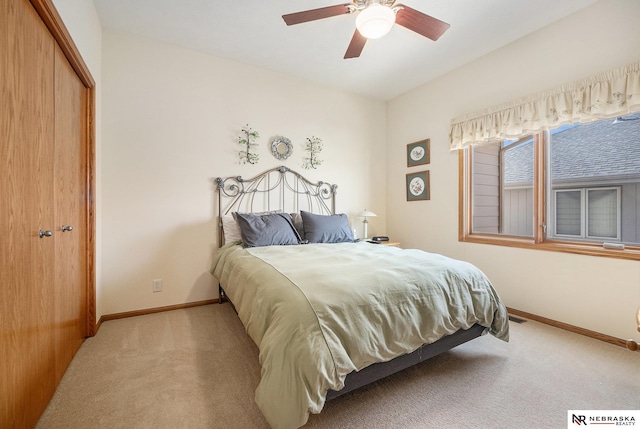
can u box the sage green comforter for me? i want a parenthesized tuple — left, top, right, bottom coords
(211, 242, 509, 429)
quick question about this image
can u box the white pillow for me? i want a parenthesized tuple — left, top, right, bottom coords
(222, 215, 242, 243)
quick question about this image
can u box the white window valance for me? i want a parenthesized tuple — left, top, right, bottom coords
(450, 62, 640, 150)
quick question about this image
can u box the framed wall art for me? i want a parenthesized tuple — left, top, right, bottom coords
(406, 139, 430, 167)
(406, 170, 430, 201)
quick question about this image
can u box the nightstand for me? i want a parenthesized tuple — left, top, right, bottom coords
(366, 240, 400, 247)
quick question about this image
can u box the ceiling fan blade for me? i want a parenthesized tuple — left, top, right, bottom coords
(283, 4, 352, 26)
(344, 30, 367, 59)
(395, 5, 450, 41)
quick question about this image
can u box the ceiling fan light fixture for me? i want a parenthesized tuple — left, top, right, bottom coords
(355, 4, 396, 39)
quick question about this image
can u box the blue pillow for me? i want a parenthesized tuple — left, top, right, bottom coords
(301, 211, 354, 243)
(234, 212, 301, 248)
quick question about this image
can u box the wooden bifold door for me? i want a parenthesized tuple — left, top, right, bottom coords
(0, 1, 95, 427)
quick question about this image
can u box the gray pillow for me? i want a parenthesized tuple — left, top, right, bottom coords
(234, 212, 301, 248)
(301, 210, 354, 243)
(225, 210, 282, 244)
(290, 212, 305, 239)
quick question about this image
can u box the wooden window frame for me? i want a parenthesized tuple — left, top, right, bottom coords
(458, 133, 640, 261)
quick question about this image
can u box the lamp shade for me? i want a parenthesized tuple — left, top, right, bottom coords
(357, 210, 377, 218)
(355, 4, 396, 39)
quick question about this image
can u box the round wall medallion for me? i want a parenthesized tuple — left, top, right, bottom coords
(270, 136, 293, 160)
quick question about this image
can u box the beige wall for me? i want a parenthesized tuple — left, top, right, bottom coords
(387, 0, 640, 340)
(55, 0, 639, 340)
(100, 32, 387, 315)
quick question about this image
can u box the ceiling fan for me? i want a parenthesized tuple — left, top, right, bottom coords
(282, 0, 450, 59)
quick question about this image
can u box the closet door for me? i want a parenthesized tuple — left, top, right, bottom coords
(53, 42, 88, 383)
(0, 1, 57, 427)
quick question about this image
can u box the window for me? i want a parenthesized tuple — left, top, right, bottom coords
(460, 112, 640, 260)
(553, 188, 620, 240)
(554, 189, 582, 237)
(586, 188, 619, 239)
(471, 137, 534, 237)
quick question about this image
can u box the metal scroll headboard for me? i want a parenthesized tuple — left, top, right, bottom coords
(215, 166, 337, 246)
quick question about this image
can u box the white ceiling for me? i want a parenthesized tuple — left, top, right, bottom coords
(91, 0, 598, 101)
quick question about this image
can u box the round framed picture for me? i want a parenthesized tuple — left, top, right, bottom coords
(406, 171, 430, 201)
(406, 139, 430, 167)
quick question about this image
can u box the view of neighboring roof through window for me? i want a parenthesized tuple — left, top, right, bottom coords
(468, 111, 640, 252)
(548, 112, 640, 244)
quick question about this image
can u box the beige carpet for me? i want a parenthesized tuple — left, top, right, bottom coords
(37, 304, 639, 429)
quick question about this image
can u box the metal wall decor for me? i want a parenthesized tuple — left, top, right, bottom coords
(302, 136, 323, 169)
(270, 136, 293, 160)
(238, 124, 260, 164)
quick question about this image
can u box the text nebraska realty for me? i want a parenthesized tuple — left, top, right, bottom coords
(573, 414, 636, 426)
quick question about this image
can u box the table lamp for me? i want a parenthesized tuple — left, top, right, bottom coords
(357, 210, 377, 240)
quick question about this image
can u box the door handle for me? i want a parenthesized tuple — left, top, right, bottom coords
(62, 225, 73, 232)
(39, 229, 53, 238)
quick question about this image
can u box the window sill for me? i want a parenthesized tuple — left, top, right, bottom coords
(460, 234, 640, 261)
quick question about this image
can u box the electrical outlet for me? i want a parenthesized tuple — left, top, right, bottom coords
(152, 279, 162, 293)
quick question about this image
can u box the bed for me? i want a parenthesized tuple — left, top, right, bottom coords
(211, 166, 509, 429)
